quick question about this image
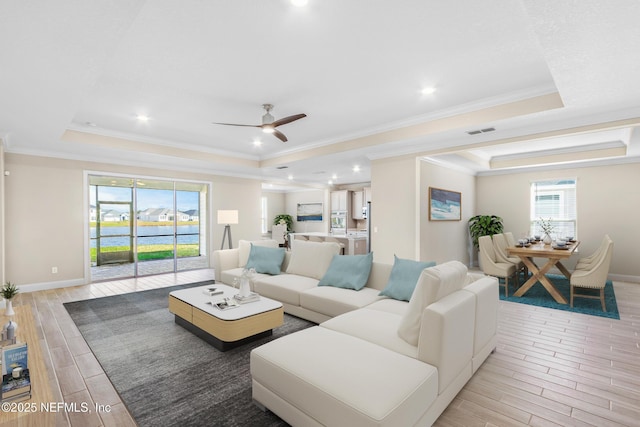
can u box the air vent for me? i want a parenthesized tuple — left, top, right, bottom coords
(466, 127, 495, 135)
(276, 166, 288, 169)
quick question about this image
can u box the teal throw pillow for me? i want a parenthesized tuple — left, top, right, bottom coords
(318, 252, 373, 290)
(379, 256, 436, 301)
(245, 244, 285, 275)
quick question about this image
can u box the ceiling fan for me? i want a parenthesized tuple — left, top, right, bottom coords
(212, 104, 306, 142)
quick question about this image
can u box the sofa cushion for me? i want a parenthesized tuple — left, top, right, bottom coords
(397, 260, 468, 346)
(379, 256, 436, 301)
(300, 286, 383, 318)
(251, 326, 438, 427)
(286, 240, 340, 280)
(254, 274, 319, 306)
(365, 298, 409, 316)
(238, 239, 278, 267)
(245, 244, 285, 275)
(321, 308, 418, 358)
(318, 252, 373, 290)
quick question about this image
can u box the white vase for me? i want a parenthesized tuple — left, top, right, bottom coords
(239, 278, 251, 298)
(4, 299, 15, 317)
(543, 234, 553, 245)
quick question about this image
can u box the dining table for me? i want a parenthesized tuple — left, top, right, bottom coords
(507, 240, 580, 304)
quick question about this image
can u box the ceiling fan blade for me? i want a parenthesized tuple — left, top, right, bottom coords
(271, 113, 307, 128)
(273, 129, 288, 142)
(211, 122, 261, 128)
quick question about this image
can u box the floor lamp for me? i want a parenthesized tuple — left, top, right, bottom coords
(218, 210, 238, 249)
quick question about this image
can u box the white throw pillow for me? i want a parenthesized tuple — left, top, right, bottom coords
(286, 240, 340, 280)
(397, 260, 468, 346)
(238, 239, 278, 267)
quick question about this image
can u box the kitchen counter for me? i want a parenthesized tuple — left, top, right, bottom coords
(290, 232, 369, 255)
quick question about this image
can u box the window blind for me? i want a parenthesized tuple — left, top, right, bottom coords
(530, 179, 577, 238)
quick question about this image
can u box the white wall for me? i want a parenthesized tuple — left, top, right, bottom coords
(420, 160, 476, 265)
(370, 156, 419, 263)
(3, 153, 262, 289)
(262, 191, 285, 233)
(477, 163, 640, 281)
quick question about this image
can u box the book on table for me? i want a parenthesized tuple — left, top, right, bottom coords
(207, 298, 240, 310)
(2, 342, 28, 377)
(2, 368, 31, 402)
(233, 292, 260, 304)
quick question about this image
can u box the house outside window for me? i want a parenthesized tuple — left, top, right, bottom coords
(530, 178, 577, 238)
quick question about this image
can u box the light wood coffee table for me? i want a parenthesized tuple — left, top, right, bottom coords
(168, 284, 283, 351)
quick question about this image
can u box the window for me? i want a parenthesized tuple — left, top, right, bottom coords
(530, 179, 577, 238)
(261, 196, 268, 234)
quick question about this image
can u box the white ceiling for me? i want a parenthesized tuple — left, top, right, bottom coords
(2, 0, 640, 189)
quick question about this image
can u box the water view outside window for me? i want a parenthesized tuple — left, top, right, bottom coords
(89, 175, 209, 280)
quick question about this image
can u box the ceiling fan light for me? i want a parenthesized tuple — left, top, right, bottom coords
(263, 126, 275, 134)
(262, 112, 274, 125)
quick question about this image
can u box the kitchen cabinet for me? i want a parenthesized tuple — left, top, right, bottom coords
(331, 190, 350, 212)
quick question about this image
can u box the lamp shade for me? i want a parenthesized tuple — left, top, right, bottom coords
(217, 210, 239, 225)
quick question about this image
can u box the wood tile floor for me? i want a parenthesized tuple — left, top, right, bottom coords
(10, 269, 640, 426)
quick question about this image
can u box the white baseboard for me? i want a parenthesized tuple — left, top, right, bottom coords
(18, 278, 87, 293)
(609, 273, 640, 284)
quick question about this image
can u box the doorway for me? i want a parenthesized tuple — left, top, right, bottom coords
(89, 175, 209, 282)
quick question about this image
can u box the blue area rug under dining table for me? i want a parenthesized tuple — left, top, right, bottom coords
(500, 273, 619, 319)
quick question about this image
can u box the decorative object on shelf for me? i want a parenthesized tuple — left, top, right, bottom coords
(1, 282, 19, 317)
(537, 217, 554, 244)
(468, 215, 504, 249)
(217, 209, 239, 249)
(429, 187, 462, 221)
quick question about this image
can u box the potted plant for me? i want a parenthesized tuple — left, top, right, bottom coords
(468, 215, 504, 250)
(273, 214, 293, 232)
(1, 281, 19, 317)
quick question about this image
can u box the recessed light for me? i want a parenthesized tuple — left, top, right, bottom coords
(328, 180, 333, 185)
(287, 174, 293, 180)
(332, 174, 337, 180)
(421, 87, 436, 95)
(291, 0, 308, 7)
(253, 139, 263, 147)
(136, 114, 150, 122)
(352, 165, 360, 173)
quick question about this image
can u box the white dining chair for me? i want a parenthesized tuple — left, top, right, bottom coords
(493, 233, 527, 279)
(479, 235, 518, 297)
(570, 236, 613, 311)
(575, 234, 610, 270)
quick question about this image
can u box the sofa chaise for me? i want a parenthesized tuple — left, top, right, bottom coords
(213, 239, 499, 426)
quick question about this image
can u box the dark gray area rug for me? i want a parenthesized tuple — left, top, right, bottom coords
(64, 282, 314, 427)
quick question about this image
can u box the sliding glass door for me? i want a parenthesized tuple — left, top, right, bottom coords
(89, 174, 209, 281)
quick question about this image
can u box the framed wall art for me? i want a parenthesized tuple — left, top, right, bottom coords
(428, 187, 461, 221)
(296, 202, 323, 221)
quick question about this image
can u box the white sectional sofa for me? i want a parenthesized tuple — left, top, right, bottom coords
(213, 239, 393, 323)
(213, 239, 499, 426)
